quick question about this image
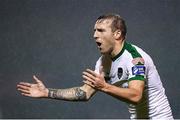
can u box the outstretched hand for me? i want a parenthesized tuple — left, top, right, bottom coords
(17, 75, 48, 98)
(82, 67, 108, 91)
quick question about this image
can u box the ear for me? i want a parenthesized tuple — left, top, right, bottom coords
(114, 30, 122, 39)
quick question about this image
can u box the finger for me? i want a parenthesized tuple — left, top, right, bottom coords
(18, 82, 32, 87)
(83, 71, 96, 81)
(21, 93, 32, 97)
(86, 69, 98, 77)
(17, 88, 30, 94)
(17, 84, 31, 90)
(33, 75, 42, 83)
(82, 75, 95, 83)
(83, 80, 95, 88)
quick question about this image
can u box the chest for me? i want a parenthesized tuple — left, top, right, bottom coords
(104, 60, 129, 87)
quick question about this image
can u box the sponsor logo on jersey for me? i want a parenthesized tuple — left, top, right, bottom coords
(117, 67, 123, 79)
(132, 65, 145, 75)
(132, 57, 145, 65)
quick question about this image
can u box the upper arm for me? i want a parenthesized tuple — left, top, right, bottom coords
(129, 80, 144, 91)
(127, 56, 146, 95)
(128, 80, 145, 101)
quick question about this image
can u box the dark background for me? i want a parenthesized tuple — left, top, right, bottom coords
(0, 0, 180, 119)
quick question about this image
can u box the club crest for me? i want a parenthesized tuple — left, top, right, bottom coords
(117, 67, 123, 79)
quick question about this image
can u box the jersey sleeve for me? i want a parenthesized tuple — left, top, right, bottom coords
(127, 57, 146, 81)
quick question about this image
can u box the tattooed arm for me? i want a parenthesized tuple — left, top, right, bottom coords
(48, 84, 96, 101)
(17, 75, 96, 101)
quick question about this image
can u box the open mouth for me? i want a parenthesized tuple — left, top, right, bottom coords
(96, 42, 102, 47)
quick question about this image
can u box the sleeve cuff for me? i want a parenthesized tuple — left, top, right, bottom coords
(128, 75, 145, 81)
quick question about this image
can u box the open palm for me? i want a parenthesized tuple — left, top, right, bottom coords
(17, 75, 48, 98)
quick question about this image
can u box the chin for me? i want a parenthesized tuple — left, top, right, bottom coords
(100, 50, 108, 55)
(100, 52, 106, 55)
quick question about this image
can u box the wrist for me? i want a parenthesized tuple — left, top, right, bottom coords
(44, 88, 49, 98)
(101, 82, 110, 92)
(47, 88, 57, 98)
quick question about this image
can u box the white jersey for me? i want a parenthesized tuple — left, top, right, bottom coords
(94, 42, 173, 119)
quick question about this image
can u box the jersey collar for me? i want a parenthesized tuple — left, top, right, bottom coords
(111, 41, 127, 61)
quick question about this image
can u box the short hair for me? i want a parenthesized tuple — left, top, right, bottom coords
(96, 14, 127, 40)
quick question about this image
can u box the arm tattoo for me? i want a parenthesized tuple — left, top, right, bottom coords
(48, 87, 87, 101)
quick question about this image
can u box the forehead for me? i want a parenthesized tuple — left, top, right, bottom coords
(94, 19, 112, 28)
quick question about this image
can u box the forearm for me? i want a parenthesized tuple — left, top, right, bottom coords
(47, 84, 96, 101)
(101, 83, 142, 103)
(48, 87, 87, 101)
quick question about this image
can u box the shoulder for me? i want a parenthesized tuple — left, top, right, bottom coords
(124, 42, 144, 59)
(123, 42, 154, 65)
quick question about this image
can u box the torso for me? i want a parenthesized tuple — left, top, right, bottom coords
(94, 41, 173, 119)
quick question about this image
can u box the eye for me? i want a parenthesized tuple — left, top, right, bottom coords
(94, 28, 105, 33)
(97, 29, 105, 32)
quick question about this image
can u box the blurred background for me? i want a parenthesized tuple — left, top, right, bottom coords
(0, 0, 180, 119)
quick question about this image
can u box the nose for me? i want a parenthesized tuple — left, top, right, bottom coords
(93, 30, 98, 40)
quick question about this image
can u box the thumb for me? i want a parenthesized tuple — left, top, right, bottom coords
(99, 66, 105, 77)
(33, 75, 42, 83)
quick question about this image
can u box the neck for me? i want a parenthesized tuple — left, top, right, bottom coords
(111, 40, 125, 58)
